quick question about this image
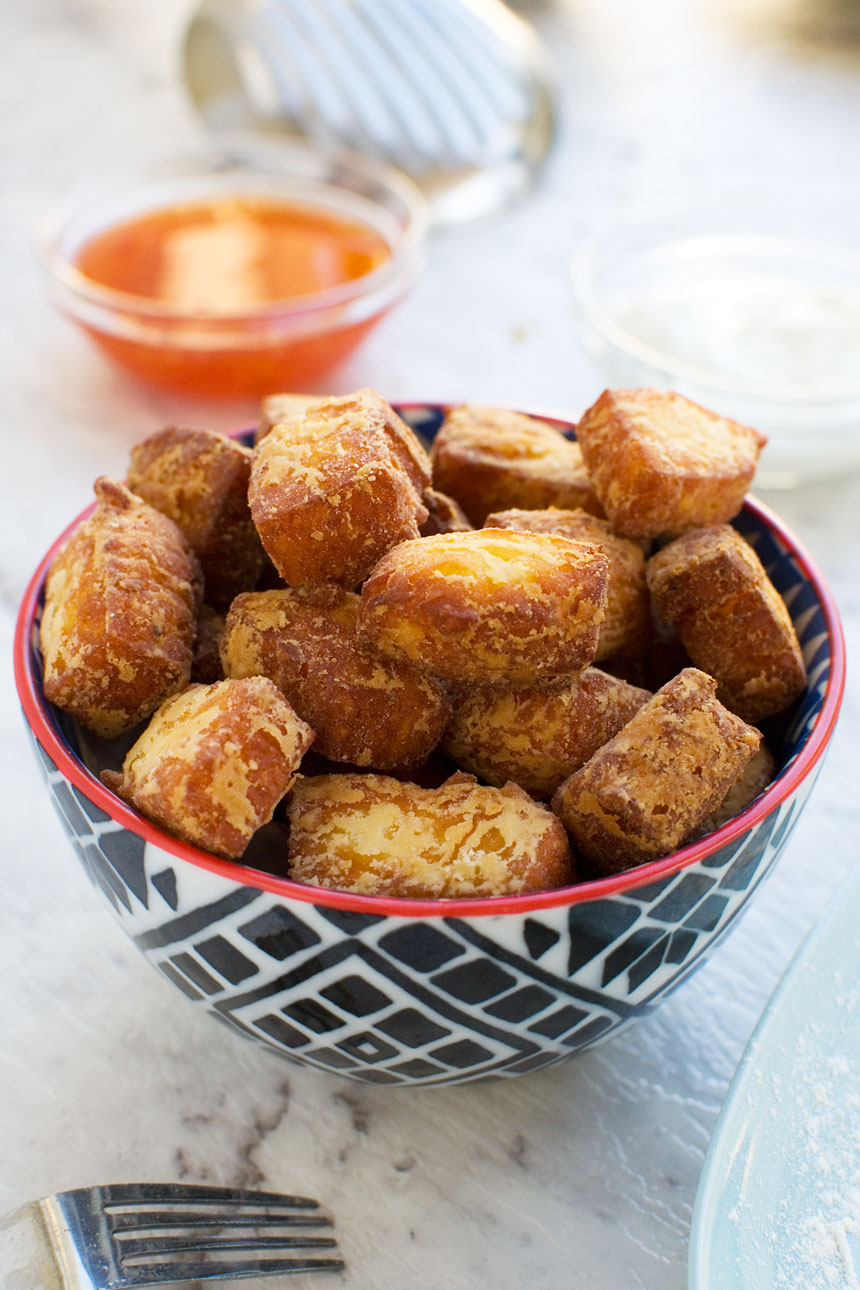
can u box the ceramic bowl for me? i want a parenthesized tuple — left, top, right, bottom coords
(39, 138, 427, 399)
(14, 405, 845, 1087)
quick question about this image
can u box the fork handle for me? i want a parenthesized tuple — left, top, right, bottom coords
(0, 1206, 65, 1290)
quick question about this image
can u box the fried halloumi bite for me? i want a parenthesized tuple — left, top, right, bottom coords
(127, 426, 264, 610)
(256, 392, 327, 443)
(442, 668, 651, 799)
(191, 604, 225, 685)
(551, 668, 761, 875)
(102, 677, 314, 860)
(419, 487, 473, 536)
(575, 389, 767, 539)
(430, 403, 602, 526)
(358, 528, 609, 688)
(249, 388, 431, 588)
(40, 477, 202, 740)
(693, 742, 777, 839)
(220, 585, 451, 772)
(646, 524, 806, 723)
(286, 771, 573, 898)
(485, 506, 650, 662)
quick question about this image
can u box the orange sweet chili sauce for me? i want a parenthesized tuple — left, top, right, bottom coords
(73, 196, 393, 397)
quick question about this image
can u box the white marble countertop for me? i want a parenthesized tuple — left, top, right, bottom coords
(2, 1, 859, 1286)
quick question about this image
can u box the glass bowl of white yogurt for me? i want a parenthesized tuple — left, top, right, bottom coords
(571, 195, 860, 489)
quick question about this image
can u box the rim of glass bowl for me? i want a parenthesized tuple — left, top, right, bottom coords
(571, 219, 860, 406)
(38, 137, 429, 338)
(14, 408, 846, 919)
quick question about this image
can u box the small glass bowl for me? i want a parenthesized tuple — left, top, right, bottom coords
(572, 201, 860, 489)
(39, 137, 428, 399)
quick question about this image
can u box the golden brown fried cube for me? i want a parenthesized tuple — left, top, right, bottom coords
(575, 389, 767, 539)
(442, 668, 651, 798)
(694, 742, 777, 838)
(358, 528, 609, 688)
(257, 392, 326, 443)
(485, 507, 650, 661)
(249, 388, 431, 587)
(286, 771, 573, 898)
(102, 677, 314, 860)
(646, 525, 806, 722)
(40, 477, 202, 740)
(635, 601, 694, 692)
(127, 426, 264, 609)
(419, 487, 473, 536)
(430, 403, 603, 526)
(551, 668, 761, 874)
(221, 585, 451, 771)
(191, 604, 225, 684)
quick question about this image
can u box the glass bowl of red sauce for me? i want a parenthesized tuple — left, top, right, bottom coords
(39, 138, 428, 398)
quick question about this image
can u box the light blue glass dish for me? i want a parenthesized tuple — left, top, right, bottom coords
(689, 862, 860, 1289)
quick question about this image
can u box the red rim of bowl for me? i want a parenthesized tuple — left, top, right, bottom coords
(14, 415, 846, 920)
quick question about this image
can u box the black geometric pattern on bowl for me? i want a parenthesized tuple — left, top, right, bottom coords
(18, 404, 835, 1086)
(29, 722, 817, 1086)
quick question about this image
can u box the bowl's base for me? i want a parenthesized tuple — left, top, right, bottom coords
(80, 314, 384, 398)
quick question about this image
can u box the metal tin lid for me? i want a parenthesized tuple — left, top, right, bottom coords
(182, 0, 556, 229)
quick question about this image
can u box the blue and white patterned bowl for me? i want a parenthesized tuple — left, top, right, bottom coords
(14, 405, 845, 1087)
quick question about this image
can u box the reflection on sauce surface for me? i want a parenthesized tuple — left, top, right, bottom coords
(75, 196, 392, 311)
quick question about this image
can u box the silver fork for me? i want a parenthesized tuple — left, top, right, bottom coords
(0, 1183, 344, 1287)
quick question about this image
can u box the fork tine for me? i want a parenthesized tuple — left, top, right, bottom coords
(118, 1234, 338, 1256)
(108, 1209, 333, 1231)
(96, 1183, 321, 1209)
(120, 1255, 346, 1285)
